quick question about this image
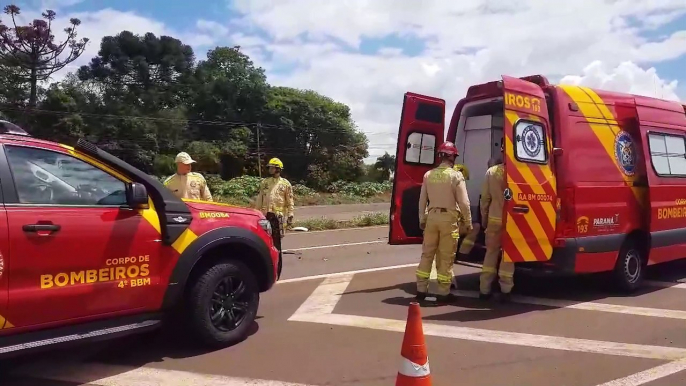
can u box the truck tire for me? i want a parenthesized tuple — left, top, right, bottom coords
(612, 239, 645, 292)
(187, 260, 260, 348)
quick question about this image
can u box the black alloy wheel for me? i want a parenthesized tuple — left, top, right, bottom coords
(209, 276, 250, 332)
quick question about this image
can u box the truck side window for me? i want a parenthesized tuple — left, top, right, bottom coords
(405, 132, 436, 165)
(648, 133, 686, 176)
(5, 145, 127, 206)
(513, 120, 547, 163)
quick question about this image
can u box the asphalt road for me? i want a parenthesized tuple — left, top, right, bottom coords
(5, 226, 686, 385)
(296, 203, 390, 221)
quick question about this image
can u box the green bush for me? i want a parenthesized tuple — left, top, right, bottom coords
(326, 180, 392, 197)
(156, 174, 391, 206)
(293, 184, 316, 196)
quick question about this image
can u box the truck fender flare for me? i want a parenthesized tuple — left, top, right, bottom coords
(161, 227, 274, 310)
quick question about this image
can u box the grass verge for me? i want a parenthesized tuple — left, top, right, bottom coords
(291, 212, 389, 231)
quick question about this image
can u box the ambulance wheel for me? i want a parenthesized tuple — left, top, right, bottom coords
(612, 239, 645, 292)
(187, 260, 260, 348)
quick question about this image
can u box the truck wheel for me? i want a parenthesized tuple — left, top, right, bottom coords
(187, 260, 259, 348)
(612, 239, 645, 292)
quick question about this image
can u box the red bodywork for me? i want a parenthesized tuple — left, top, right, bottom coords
(0, 135, 278, 334)
(390, 74, 686, 276)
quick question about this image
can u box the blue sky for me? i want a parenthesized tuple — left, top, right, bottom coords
(16, 0, 686, 160)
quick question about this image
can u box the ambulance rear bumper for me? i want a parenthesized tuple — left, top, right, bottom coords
(515, 234, 623, 277)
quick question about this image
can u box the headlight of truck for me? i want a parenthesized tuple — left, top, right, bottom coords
(258, 219, 272, 234)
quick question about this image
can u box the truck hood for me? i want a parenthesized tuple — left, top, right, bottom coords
(182, 199, 263, 218)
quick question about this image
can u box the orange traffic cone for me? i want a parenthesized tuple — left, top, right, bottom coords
(395, 302, 432, 386)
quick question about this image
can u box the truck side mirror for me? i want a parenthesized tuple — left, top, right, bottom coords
(126, 182, 149, 209)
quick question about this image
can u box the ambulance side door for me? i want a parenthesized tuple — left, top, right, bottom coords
(389, 92, 445, 245)
(501, 76, 558, 263)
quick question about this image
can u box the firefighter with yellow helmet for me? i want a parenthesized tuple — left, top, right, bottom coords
(255, 157, 294, 252)
(416, 141, 472, 304)
(479, 142, 513, 302)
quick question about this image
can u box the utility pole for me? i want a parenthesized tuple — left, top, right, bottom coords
(256, 122, 262, 178)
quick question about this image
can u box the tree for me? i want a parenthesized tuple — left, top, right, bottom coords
(263, 87, 368, 187)
(0, 4, 88, 107)
(374, 152, 395, 181)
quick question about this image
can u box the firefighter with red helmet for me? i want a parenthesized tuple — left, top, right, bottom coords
(415, 141, 472, 303)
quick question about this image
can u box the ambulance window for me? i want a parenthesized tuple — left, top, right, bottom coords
(405, 132, 436, 165)
(648, 133, 686, 176)
(513, 121, 547, 163)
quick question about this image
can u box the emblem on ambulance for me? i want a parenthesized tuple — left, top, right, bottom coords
(521, 124, 543, 158)
(614, 131, 636, 176)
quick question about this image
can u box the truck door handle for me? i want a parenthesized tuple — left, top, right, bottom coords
(23, 224, 61, 233)
(512, 205, 529, 214)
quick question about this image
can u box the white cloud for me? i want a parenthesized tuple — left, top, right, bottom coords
(560, 61, 681, 102)
(228, 0, 686, 161)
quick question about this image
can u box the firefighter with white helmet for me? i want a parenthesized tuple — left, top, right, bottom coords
(416, 141, 472, 304)
(255, 157, 294, 252)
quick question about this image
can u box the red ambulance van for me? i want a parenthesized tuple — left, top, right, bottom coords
(389, 75, 686, 291)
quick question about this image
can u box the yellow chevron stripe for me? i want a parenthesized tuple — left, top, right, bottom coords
(506, 180, 552, 260)
(560, 86, 644, 206)
(0, 313, 11, 329)
(505, 215, 537, 262)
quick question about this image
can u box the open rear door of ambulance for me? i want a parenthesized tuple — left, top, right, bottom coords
(501, 76, 557, 262)
(389, 92, 445, 245)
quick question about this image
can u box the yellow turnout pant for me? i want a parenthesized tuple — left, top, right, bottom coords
(458, 223, 481, 254)
(480, 218, 514, 294)
(417, 209, 459, 296)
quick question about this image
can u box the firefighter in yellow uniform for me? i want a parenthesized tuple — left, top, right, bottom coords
(479, 142, 513, 302)
(164, 152, 213, 201)
(254, 158, 294, 253)
(416, 142, 472, 304)
(457, 156, 500, 259)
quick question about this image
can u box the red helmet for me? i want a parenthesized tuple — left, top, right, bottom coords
(437, 141, 458, 156)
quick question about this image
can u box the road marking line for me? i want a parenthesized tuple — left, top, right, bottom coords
(450, 290, 686, 320)
(595, 358, 686, 386)
(277, 263, 417, 284)
(283, 240, 386, 252)
(289, 274, 686, 361)
(12, 363, 317, 386)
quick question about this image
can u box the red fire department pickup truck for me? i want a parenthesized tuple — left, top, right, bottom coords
(0, 121, 281, 357)
(390, 74, 686, 292)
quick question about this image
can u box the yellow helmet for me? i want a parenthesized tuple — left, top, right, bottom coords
(268, 157, 283, 169)
(454, 163, 469, 180)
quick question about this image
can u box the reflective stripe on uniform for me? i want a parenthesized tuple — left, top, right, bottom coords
(436, 273, 453, 284)
(461, 239, 474, 247)
(488, 216, 502, 223)
(482, 266, 496, 273)
(416, 270, 431, 279)
(398, 356, 431, 377)
(451, 231, 459, 239)
(498, 270, 514, 278)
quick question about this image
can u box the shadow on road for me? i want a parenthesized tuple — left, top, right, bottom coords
(343, 259, 686, 323)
